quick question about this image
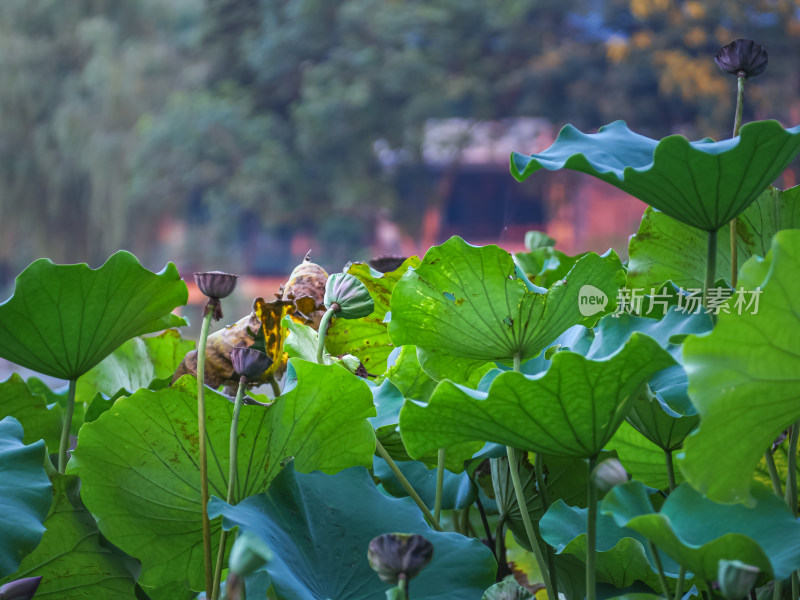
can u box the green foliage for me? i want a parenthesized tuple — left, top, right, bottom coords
(510, 120, 800, 232)
(680, 229, 800, 504)
(0, 251, 187, 380)
(0, 417, 51, 579)
(0, 375, 63, 449)
(209, 465, 497, 600)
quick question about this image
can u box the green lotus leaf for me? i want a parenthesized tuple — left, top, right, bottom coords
(70, 361, 376, 590)
(601, 481, 800, 582)
(606, 422, 683, 491)
(384, 345, 438, 403)
(511, 120, 800, 232)
(0, 374, 63, 449)
(390, 236, 624, 366)
(0, 417, 51, 579)
(679, 229, 800, 504)
(513, 237, 587, 289)
(540, 500, 681, 590)
(481, 580, 534, 600)
(0, 251, 187, 380)
(77, 330, 194, 405)
(326, 257, 420, 376)
(208, 465, 497, 600)
(0, 472, 136, 598)
(400, 333, 674, 460)
(373, 456, 477, 510)
(628, 186, 800, 290)
(415, 348, 494, 387)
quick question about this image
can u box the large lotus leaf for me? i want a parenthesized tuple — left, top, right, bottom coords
(400, 333, 674, 460)
(0, 251, 187, 380)
(540, 500, 681, 590)
(606, 422, 683, 491)
(70, 361, 376, 590)
(602, 481, 800, 582)
(510, 120, 800, 232)
(0, 417, 51, 578)
(679, 229, 800, 504)
(327, 257, 420, 376)
(416, 348, 494, 387)
(384, 345, 438, 403)
(208, 465, 496, 600)
(77, 330, 195, 405)
(628, 186, 800, 290)
(283, 316, 333, 364)
(513, 245, 588, 290)
(481, 580, 534, 600)
(0, 374, 63, 449)
(373, 456, 477, 510)
(0, 473, 136, 598)
(390, 236, 624, 366)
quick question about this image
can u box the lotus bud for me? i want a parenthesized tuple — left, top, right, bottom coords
(591, 458, 628, 492)
(367, 533, 434, 585)
(0, 576, 42, 600)
(714, 39, 768, 79)
(194, 271, 238, 321)
(324, 272, 375, 319)
(230, 345, 272, 380)
(717, 559, 759, 599)
(228, 530, 273, 577)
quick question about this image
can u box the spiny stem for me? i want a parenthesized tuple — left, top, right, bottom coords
(665, 449, 676, 492)
(508, 446, 556, 600)
(316, 306, 337, 364)
(535, 452, 558, 599)
(765, 450, 783, 497)
(58, 379, 77, 474)
(434, 448, 446, 523)
(587, 455, 599, 600)
(212, 376, 248, 600)
(376, 440, 442, 531)
(729, 74, 745, 288)
(197, 309, 214, 595)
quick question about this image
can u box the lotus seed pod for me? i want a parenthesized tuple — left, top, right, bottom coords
(367, 533, 434, 585)
(282, 251, 328, 328)
(194, 271, 238, 321)
(324, 272, 374, 319)
(714, 39, 768, 79)
(230, 345, 273, 380)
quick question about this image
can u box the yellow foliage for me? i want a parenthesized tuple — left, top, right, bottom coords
(632, 31, 652, 49)
(606, 36, 630, 63)
(715, 25, 735, 45)
(630, 0, 671, 19)
(654, 50, 728, 101)
(683, 0, 706, 19)
(684, 26, 707, 47)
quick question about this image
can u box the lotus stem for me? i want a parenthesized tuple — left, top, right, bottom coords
(197, 309, 214, 595)
(649, 540, 671, 599)
(765, 450, 783, 497)
(316, 305, 337, 365)
(729, 75, 745, 288)
(475, 494, 495, 557)
(376, 440, 443, 531)
(434, 448, 446, 523)
(674, 567, 686, 600)
(268, 374, 281, 398)
(508, 446, 556, 600)
(703, 228, 718, 311)
(587, 454, 599, 600)
(58, 379, 77, 474)
(212, 375, 247, 600)
(536, 452, 559, 599)
(665, 449, 676, 492)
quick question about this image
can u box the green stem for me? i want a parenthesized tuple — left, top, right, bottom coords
(587, 455, 599, 600)
(316, 306, 337, 364)
(793, 571, 799, 600)
(58, 379, 77, 474)
(197, 309, 214, 596)
(665, 449, 676, 493)
(212, 376, 248, 600)
(535, 452, 558, 600)
(495, 515, 506, 575)
(773, 578, 783, 600)
(649, 540, 671, 599)
(703, 228, 718, 311)
(267, 374, 281, 398)
(434, 448, 446, 523)
(730, 75, 745, 288)
(398, 574, 409, 600)
(765, 450, 784, 497)
(376, 440, 442, 531)
(673, 567, 686, 600)
(508, 446, 555, 600)
(785, 422, 799, 516)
